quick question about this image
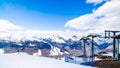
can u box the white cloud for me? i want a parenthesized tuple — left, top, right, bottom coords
(0, 19, 23, 31)
(86, 0, 104, 5)
(0, 19, 83, 41)
(65, 0, 120, 33)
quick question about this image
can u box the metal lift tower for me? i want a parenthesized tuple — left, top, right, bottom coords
(104, 30, 120, 58)
(87, 33, 101, 60)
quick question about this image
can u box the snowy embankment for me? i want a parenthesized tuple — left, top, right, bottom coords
(0, 53, 94, 68)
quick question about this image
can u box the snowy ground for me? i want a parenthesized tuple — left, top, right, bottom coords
(0, 53, 95, 68)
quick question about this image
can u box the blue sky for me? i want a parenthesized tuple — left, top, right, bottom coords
(0, 0, 104, 30)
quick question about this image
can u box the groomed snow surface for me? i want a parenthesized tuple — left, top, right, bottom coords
(0, 53, 94, 68)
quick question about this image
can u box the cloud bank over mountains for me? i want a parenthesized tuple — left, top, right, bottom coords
(0, 19, 82, 41)
(65, 0, 120, 33)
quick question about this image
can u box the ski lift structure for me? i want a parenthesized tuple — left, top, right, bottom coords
(81, 30, 120, 61)
(74, 33, 101, 62)
(113, 34, 120, 60)
(104, 30, 120, 59)
(64, 34, 100, 66)
(80, 37, 90, 58)
(65, 30, 120, 65)
(87, 33, 101, 61)
(80, 30, 120, 61)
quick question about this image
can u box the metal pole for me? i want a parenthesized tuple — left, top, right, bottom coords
(108, 32, 110, 39)
(91, 37, 94, 60)
(118, 39, 120, 60)
(83, 39, 86, 57)
(113, 32, 116, 58)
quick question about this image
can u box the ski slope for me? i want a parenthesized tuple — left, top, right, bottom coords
(0, 53, 94, 68)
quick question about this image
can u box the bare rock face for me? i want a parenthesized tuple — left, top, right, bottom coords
(41, 49, 51, 56)
(22, 47, 38, 55)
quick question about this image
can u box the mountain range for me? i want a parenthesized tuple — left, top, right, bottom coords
(0, 19, 113, 57)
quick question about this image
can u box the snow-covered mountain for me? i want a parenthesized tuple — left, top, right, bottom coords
(0, 19, 113, 57)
